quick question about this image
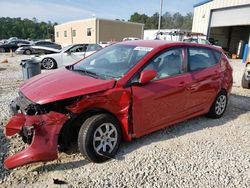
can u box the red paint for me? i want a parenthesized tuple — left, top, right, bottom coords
(4, 112, 68, 169)
(139, 70, 157, 84)
(4, 40, 232, 169)
(20, 68, 115, 104)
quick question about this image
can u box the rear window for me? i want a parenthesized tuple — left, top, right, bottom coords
(188, 47, 219, 72)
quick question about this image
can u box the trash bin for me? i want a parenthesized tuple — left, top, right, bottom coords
(20, 59, 41, 80)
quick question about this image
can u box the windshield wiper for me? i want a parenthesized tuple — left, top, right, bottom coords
(71, 67, 102, 79)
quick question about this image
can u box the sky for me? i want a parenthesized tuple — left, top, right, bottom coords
(0, 0, 202, 23)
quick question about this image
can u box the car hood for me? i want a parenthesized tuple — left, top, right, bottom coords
(20, 68, 116, 104)
(32, 46, 61, 53)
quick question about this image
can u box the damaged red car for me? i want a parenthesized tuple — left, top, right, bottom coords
(4, 40, 233, 169)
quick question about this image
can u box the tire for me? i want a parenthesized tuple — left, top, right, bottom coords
(241, 73, 250, 89)
(0, 48, 5, 53)
(78, 114, 122, 163)
(24, 49, 32, 55)
(41, 58, 57, 70)
(207, 91, 228, 119)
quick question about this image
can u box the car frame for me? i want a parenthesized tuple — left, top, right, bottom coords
(4, 40, 233, 169)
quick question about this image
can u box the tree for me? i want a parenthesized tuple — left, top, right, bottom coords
(129, 11, 193, 30)
(0, 17, 58, 40)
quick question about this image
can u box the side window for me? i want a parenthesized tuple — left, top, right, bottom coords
(188, 48, 218, 72)
(69, 45, 84, 53)
(142, 48, 185, 80)
(86, 44, 102, 52)
(213, 50, 221, 62)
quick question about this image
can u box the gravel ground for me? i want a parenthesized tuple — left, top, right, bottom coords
(0, 53, 249, 188)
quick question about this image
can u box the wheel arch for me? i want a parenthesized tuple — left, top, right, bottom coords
(41, 57, 58, 69)
(58, 107, 126, 150)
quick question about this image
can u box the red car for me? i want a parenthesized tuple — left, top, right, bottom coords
(4, 40, 233, 169)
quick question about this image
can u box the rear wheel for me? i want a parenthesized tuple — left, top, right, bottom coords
(78, 114, 121, 163)
(41, 58, 57, 70)
(207, 91, 227, 119)
(24, 49, 32, 55)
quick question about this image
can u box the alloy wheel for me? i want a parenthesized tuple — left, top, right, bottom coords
(93, 123, 118, 154)
(215, 95, 226, 115)
(42, 58, 54, 69)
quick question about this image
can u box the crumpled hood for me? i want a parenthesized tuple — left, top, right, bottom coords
(20, 68, 115, 104)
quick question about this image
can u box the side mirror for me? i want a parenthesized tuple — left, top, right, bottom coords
(139, 70, 157, 84)
(66, 51, 71, 55)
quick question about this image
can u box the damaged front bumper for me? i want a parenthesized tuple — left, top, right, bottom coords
(4, 112, 68, 169)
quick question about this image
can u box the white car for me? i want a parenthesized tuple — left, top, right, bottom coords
(33, 44, 102, 70)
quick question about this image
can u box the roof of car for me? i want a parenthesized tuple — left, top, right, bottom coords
(120, 40, 175, 48)
(120, 40, 223, 52)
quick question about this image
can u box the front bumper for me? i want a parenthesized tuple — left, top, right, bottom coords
(4, 112, 68, 169)
(15, 49, 25, 54)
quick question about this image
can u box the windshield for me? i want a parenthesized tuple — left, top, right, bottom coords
(61, 44, 74, 52)
(70, 44, 152, 79)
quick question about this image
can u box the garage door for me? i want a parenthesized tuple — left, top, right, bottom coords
(211, 5, 250, 27)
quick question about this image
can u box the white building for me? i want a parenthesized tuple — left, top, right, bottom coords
(192, 0, 250, 57)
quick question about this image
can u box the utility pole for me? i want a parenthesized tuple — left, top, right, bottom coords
(158, 0, 163, 31)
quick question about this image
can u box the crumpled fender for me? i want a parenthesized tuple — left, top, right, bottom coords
(4, 112, 68, 169)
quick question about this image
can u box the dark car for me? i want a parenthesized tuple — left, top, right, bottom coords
(0, 40, 30, 52)
(15, 41, 62, 55)
(4, 40, 233, 169)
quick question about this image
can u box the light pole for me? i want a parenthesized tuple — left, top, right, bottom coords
(158, 0, 163, 31)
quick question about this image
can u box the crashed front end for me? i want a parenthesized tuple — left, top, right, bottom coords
(4, 92, 71, 169)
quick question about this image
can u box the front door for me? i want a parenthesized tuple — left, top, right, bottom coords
(62, 44, 86, 66)
(131, 47, 191, 137)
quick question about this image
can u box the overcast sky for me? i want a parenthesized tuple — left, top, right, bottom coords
(0, 0, 201, 23)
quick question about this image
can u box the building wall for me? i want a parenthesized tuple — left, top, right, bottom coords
(55, 19, 97, 46)
(98, 19, 143, 42)
(192, 0, 250, 34)
(55, 18, 144, 46)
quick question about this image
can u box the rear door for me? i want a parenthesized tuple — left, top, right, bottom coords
(185, 47, 222, 113)
(131, 47, 192, 137)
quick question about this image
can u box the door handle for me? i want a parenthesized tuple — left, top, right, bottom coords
(178, 81, 186, 87)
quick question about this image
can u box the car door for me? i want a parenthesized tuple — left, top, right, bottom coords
(62, 45, 86, 66)
(185, 47, 222, 113)
(131, 47, 192, 137)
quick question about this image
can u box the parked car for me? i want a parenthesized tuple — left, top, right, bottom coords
(0, 40, 30, 52)
(4, 40, 233, 169)
(33, 43, 102, 69)
(15, 41, 61, 55)
(242, 62, 250, 88)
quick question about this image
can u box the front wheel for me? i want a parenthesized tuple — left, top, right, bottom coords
(78, 114, 122, 163)
(41, 58, 57, 70)
(207, 91, 228, 119)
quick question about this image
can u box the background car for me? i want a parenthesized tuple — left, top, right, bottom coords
(242, 62, 250, 88)
(0, 40, 30, 52)
(33, 43, 102, 69)
(183, 38, 211, 45)
(15, 41, 61, 55)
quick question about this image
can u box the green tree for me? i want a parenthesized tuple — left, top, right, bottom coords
(0, 17, 58, 40)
